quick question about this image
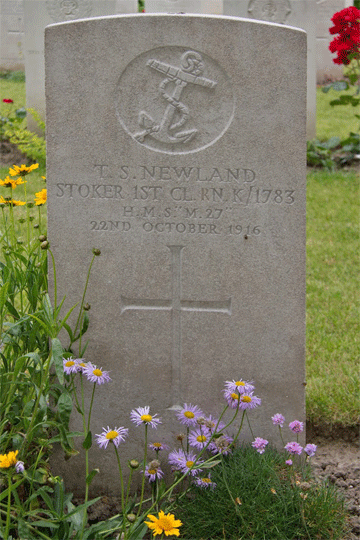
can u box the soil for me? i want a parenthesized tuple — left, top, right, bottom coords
(0, 140, 31, 168)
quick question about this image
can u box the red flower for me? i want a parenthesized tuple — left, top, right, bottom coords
(2, 99, 14, 103)
(328, 6, 360, 65)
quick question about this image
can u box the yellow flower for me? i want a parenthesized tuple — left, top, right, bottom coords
(10, 199, 26, 206)
(9, 163, 39, 177)
(0, 196, 9, 205)
(145, 510, 182, 537)
(0, 176, 25, 189)
(0, 450, 18, 468)
(34, 188, 47, 205)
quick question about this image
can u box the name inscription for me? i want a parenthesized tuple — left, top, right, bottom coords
(55, 163, 297, 237)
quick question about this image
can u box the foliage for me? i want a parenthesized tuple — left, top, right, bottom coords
(0, 100, 26, 143)
(0, 71, 25, 82)
(4, 109, 46, 167)
(174, 445, 349, 540)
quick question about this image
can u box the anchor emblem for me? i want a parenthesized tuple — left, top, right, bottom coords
(134, 51, 217, 146)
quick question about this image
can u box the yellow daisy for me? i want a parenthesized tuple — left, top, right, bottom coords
(145, 510, 182, 537)
(0, 176, 25, 189)
(34, 188, 47, 206)
(9, 163, 39, 177)
(0, 450, 18, 468)
(10, 199, 26, 206)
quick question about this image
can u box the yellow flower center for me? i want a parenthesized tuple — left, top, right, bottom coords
(148, 468, 156, 475)
(186, 460, 194, 468)
(202, 478, 212, 483)
(141, 414, 152, 423)
(105, 430, 118, 440)
(79, 362, 86, 367)
(93, 369, 103, 377)
(153, 443, 162, 448)
(65, 360, 75, 367)
(158, 516, 175, 532)
(184, 411, 195, 419)
(241, 395, 252, 403)
(235, 381, 245, 386)
(231, 393, 239, 400)
(196, 435, 207, 443)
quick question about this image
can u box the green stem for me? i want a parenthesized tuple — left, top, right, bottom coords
(114, 446, 125, 518)
(73, 253, 96, 354)
(48, 248, 57, 312)
(80, 381, 96, 540)
(136, 424, 148, 519)
(24, 182, 30, 251)
(245, 410, 255, 439)
(4, 472, 12, 540)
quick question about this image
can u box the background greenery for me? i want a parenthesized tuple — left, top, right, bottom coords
(1, 75, 359, 428)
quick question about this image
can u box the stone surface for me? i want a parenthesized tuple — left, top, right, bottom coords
(0, 0, 25, 71)
(23, 0, 136, 132)
(145, 0, 223, 13)
(46, 14, 306, 495)
(223, 0, 316, 139)
(316, 0, 352, 83)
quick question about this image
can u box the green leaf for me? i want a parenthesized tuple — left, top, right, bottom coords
(332, 81, 349, 91)
(86, 468, 99, 485)
(323, 136, 341, 149)
(83, 430, 92, 450)
(198, 459, 222, 469)
(0, 281, 9, 313)
(321, 84, 332, 93)
(57, 390, 73, 427)
(81, 312, 90, 336)
(51, 338, 64, 384)
(15, 107, 27, 119)
(347, 73, 359, 86)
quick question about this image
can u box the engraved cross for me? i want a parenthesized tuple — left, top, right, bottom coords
(120, 245, 231, 406)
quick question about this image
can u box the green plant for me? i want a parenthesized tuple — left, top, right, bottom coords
(174, 445, 349, 539)
(4, 109, 46, 167)
(0, 100, 26, 143)
(306, 137, 340, 169)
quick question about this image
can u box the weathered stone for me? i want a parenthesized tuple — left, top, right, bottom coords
(46, 14, 306, 495)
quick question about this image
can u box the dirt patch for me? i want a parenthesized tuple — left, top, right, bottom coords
(0, 140, 30, 168)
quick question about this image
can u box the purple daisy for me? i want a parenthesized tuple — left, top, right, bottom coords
(285, 459, 293, 466)
(95, 426, 128, 449)
(176, 403, 203, 427)
(289, 420, 304, 433)
(63, 357, 80, 375)
(15, 461, 25, 473)
(284, 441, 303, 455)
(130, 406, 161, 428)
(271, 413, 285, 427)
(224, 388, 241, 409)
(224, 379, 255, 395)
(194, 475, 216, 489)
(304, 443, 317, 457)
(238, 393, 262, 410)
(188, 428, 211, 450)
(144, 461, 164, 482)
(252, 437, 269, 454)
(168, 449, 202, 476)
(148, 442, 169, 453)
(208, 434, 233, 455)
(83, 363, 111, 384)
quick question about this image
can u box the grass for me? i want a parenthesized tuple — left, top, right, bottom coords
(306, 169, 359, 426)
(316, 86, 359, 141)
(0, 75, 359, 428)
(174, 445, 349, 540)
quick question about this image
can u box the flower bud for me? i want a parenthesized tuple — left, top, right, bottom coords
(38, 234, 47, 242)
(18, 218, 25, 224)
(92, 248, 101, 256)
(40, 241, 49, 250)
(127, 513, 136, 523)
(148, 459, 160, 470)
(33, 224, 39, 229)
(129, 459, 139, 469)
(83, 303, 91, 311)
(27, 202, 34, 208)
(176, 433, 185, 442)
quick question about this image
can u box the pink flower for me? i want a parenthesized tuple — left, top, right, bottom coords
(288, 420, 304, 433)
(252, 437, 269, 454)
(285, 459, 293, 466)
(271, 413, 285, 427)
(304, 443, 317, 457)
(284, 442, 303, 455)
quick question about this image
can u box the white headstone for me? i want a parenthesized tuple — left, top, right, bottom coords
(223, 0, 316, 139)
(23, 0, 137, 133)
(145, 0, 223, 13)
(0, 0, 25, 71)
(316, 0, 351, 83)
(46, 14, 306, 495)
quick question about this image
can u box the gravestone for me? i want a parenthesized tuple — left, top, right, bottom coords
(0, 0, 25, 71)
(46, 14, 306, 494)
(145, 0, 223, 12)
(223, 0, 316, 139)
(316, 0, 352, 83)
(23, 0, 138, 132)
